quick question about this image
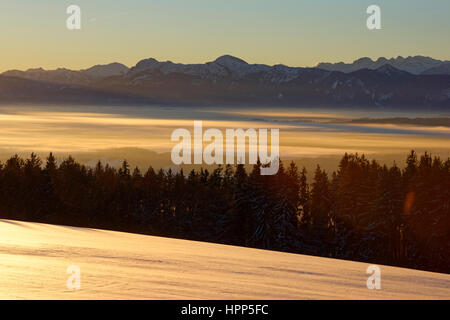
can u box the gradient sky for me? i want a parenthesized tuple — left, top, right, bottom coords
(0, 0, 449, 72)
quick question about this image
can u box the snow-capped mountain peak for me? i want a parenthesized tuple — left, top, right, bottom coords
(129, 55, 272, 80)
(214, 55, 248, 67)
(81, 62, 129, 78)
(317, 55, 446, 74)
(354, 57, 373, 65)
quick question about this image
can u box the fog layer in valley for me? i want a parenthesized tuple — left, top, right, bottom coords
(0, 105, 449, 174)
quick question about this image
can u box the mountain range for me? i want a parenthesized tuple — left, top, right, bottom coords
(316, 56, 450, 75)
(1, 55, 449, 108)
(2, 62, 129, 85)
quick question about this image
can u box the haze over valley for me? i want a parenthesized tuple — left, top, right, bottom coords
(0, 104, 449, 176)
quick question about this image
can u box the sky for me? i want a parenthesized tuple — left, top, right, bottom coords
(0, 0, 449, 72)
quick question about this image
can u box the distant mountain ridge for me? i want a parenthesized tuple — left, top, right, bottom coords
(0, 55, 449, 108)
(126, 55, 301, 83)
(421, 62, 450, 75)
(2, 62, 129, 85)
(316, 56, 450, 75)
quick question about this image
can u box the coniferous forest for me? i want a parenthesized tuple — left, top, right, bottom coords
(0, 151, 448, 274)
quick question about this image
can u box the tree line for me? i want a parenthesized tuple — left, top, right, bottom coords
(0, 151, 448, 273)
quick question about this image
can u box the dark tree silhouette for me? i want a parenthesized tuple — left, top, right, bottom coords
(0, 151, 448, 273)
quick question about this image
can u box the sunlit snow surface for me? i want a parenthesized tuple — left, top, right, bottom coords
(0, 219, 448, 300)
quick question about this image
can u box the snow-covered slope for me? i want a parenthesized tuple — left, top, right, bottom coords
(0, 219, 449, 300)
